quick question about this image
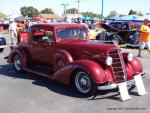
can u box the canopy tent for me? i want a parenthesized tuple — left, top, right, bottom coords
(82, 16, 91, 21)
(109, 15, 150, 21)
(91, 17, 100, 21)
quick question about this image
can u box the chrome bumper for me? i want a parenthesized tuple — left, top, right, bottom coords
(98, 79, 135, 90)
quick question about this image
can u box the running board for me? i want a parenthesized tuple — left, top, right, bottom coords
(23, 66, 55, 79)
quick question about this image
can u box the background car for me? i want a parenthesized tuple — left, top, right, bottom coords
(96, 22, 139, 45)
(0, 35, 6, 52)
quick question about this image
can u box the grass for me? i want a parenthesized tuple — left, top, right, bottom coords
(0, 12, 7, 18)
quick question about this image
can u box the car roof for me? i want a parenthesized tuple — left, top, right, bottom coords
(31, 23, 87, 29)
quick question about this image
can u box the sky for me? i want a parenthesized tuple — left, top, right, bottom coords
(0, 0, 150, 17)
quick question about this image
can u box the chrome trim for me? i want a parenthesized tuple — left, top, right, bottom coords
(98, 79, 135, 90)
(108, 49, 127, 82)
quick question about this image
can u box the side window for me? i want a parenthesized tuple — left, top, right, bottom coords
(44, 31, 54, 42)
(31, 28, 45, 42)
(122, 24, 129, 30)
(31, 27, 54, 43)
(116, 23, 122, 30)
(109, 23, 116, 28)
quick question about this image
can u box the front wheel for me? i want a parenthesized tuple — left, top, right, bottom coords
(13, 54, 23, 72)
(112, 35, 121, 45)
(73, 70, 97, 96)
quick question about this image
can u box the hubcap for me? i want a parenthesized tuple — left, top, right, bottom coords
(112, 38, 119, 45)
(75, 71, 91, 94)
(14, 55, 21, 71)
(58, 60, 65, 67)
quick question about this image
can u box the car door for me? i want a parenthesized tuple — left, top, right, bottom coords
(27, 26, 44, 66)
(27, 26, 54, 67)
(38, 28, 56, 67)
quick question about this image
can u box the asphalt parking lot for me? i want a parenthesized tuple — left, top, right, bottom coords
(0, 33, 150, 113)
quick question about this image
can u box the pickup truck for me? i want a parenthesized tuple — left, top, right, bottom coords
(7, 23, 144, 98)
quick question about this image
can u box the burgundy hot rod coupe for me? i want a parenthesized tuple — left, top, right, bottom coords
(7, 23, 144, 97)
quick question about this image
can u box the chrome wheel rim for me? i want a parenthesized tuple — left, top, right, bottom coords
(13, 55, 21, 71)
(112, 38, 119, 45)
(58, 60, 65, 67)
(75, 71, 91, 94)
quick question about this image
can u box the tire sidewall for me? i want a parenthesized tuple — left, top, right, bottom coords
(73, 70, 97, 96)
(13, 54, 22, 72)
(112, 35, 121, 45)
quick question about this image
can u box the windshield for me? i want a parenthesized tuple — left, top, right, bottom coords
(57, 28, 87, 39)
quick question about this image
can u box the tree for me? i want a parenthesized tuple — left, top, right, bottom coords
(137, 11, 143, 16)
(0, 11, 7, 18)
(82, 11, 101, 18)
(20, 6, 28, 17)
(41, 8, 54, 14)
(119, 14, 126, 17)
(107, 11, 118, 19)
(128, 9, 137, 15)
(66, 8, 78, 14)
(20, 6, 39, 17)
(128, 9, 143, 16)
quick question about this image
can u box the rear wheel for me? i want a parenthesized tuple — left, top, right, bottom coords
(13, 54, 22, 72)
(73, 70, 97, 96)
(54, 58, 65, 71)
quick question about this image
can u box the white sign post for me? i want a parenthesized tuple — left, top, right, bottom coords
(134, 74, 147, 96)
(118, 82, 131, 101)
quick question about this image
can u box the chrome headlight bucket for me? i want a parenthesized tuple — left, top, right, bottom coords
(106, 56, 113, 66)
(127, 53, 134, 62)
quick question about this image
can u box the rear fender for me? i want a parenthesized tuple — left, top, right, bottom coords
(7, 47, 28, 68)
(53, 50, 73, 71)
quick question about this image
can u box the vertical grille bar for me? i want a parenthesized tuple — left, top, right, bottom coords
(108, 49, 127, 83)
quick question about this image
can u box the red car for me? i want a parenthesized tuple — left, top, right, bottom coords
(7, 23, 143, 96)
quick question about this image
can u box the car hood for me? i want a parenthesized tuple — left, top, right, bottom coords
(101, 23, 119, 32)
(58, 39, 118, 53)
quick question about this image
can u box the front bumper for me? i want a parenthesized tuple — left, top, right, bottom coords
(98, 79, 135, 90)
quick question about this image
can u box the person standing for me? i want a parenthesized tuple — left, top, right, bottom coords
(137, 19, 150, 57)
(9, 18, 18, 45)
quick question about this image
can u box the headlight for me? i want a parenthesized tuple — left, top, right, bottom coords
(106, 57, 113, 66)
(127, 53, 133, 61)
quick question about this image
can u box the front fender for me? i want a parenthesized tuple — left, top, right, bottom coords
(128, 57, 143, 74)
(71, 60, 108, 84)
(53, 60, 108, 84)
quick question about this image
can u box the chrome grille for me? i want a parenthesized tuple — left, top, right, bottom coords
(108, 49, 127, 83)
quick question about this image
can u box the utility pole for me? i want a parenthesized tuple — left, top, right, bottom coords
(61, 3, 69, 21)
(76, 0, 80, 14)
(101, 0, 104, 21)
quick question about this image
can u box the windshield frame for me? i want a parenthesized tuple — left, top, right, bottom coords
(56, 27, 87, 40)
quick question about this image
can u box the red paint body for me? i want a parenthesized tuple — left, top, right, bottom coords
(7, 23, 143, 85)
